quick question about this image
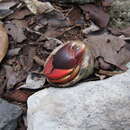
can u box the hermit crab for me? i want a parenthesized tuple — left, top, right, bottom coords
(43, 40, 94, 87)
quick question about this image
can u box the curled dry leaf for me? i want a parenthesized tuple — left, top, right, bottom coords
(35, 10, 70, 38)
(84, 34, 130, 70)
(0, 23, 8, 62)
(7, 48, 21, 57)
(101, 0, 113, 7)
(120, 27, 130, 37)
(80, 4, 110, 28)
(4, 65, 27, 90)
(0, 0, 17, 19)
(23, 0, 54, 14)
(3, 90, 32, 102)
(67, 7, 85, 26)
(108, 27, 130, 37)
(5, 20, 27, 43)
(18, 72, 46, 90)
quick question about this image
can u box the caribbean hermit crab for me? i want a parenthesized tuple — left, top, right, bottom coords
(43, 40, 94, 87)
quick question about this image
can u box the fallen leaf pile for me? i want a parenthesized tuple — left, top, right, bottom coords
(0, 0, 130, 129)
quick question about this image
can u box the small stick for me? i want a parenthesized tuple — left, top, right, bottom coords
(33, 55, 45, 66)
(98, 69, 124, 76)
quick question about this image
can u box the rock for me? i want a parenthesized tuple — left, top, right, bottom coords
(109, 0, 130, 29)
(27, 67, 130, 130)
(0, 98, 22, 130)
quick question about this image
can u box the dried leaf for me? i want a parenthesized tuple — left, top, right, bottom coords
(0, 23, 8, 62)
(98, 69, 123, 76)
(4, 65, 27, 90)
(7, 48, 21, 57)
(9, 8, 32, 20)
(108, 27, 122, 36)
(121, 27, 130, 37)
(18, 72, 46, 90)
(108, 27, 130, 37)
(19, 45, 36, 71)
(0, 1, 17, 19)
(101, 0, 113, 7)
(80, 4, 110, 28)
(5, 20, 27, 43)
(43, 38, 63, 50)
(0, 65, 6, 96)
(68, 7, 85, 26)
(23, 0, 54, 14)
(3, 90, 32, 102)
(38, 11, 70, 38)
(84, 34, 130, 70)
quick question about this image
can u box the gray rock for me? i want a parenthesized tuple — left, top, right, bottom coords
(0, 99, 22, 130)
(27, 68, 130, 130)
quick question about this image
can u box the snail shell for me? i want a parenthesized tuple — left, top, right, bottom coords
(43, 40, 94, 87)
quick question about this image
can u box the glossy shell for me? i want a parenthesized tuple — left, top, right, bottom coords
(43, 40, 94, 87)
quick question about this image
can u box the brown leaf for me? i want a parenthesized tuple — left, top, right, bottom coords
(36, 11, 70, 38)
(5, 20, 27, 43)
(3, 90, 32, 102)
(9, 8, 32, 20)
(23, 0, 54, 14)
(101, 0, 113, 7)
(121, 27, 130, 37)
(108, 27, 122, 36)
(68, 7, 85, 26)
(84, 34, 130, 70)
(19, 45, 36, 71)
(4, 65, 27, 90)
(108, 27, 130, 37)
(80, 4, 110, 28)
(0, 66, 6, 96)
(0, 23, 8, 62)
(0, 0, 17, 19)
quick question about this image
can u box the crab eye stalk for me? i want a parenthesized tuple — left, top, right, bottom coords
(43, 40, 94, 87)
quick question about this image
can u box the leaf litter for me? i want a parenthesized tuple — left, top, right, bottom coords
(0, 0, 130, 129)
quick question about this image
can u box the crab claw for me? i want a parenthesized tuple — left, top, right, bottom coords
(43, 40, 94, 87)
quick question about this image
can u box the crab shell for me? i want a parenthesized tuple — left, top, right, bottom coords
(43, 40, 94, 87)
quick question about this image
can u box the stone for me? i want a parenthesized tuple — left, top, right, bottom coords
(0, 98, 22, 130)
(109, 0, 130, 29)
(27, 66, 130, 130)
